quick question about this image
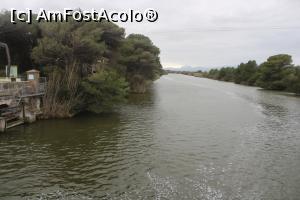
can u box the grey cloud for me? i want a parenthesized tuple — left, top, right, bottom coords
(1, 0, 300, 68)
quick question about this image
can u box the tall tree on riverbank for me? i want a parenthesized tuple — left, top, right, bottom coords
(119, 34, 163, 93)
(234, 60, 258, 86)
(256, 54, 293, 90)
(31, 20, 129, 117)
(218, 67, 235, 82)
(280, 65, 300, 94)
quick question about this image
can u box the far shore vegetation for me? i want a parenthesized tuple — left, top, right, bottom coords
(169, 54, 300, 95)
(0, 11, 163, 118)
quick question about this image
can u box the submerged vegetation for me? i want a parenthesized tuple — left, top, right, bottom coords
(196, 54, 300, 94)
(0, 11, 163, 117)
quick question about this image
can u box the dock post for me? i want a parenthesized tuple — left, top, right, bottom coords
(0, 117, 6, 132)
(22, 102, 25, 120)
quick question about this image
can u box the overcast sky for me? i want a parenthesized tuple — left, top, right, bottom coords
(1, 0, 300, 68)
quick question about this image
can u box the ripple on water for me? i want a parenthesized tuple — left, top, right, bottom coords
(0, 74, 300, 199)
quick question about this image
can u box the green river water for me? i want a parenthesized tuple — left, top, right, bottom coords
(0, 74, 300, 199)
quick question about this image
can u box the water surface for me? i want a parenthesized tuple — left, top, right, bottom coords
(0, 74, 300, 199)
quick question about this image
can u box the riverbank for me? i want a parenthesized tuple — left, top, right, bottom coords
(0, 11, 163, 119)
(171, 54, 300, 95)
(176, 71, 300, 97)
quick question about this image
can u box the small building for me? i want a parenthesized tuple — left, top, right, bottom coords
(0, 65, 22, 82)
(26, 69, 40, 81)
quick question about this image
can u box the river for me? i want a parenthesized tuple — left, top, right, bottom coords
(0, 74, 300, 199)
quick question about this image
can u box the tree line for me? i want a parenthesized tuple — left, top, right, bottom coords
(0, 11, 163, 117)
(202, 54, 300, 94)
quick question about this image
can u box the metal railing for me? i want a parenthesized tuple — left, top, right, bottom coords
(0, 77, 47, 100)
(38, 77, 47, 94)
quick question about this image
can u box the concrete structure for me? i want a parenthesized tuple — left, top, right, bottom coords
(0, 69, 46, 132)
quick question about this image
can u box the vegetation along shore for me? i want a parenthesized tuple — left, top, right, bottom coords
(0, 11, 163, 118)
(171, 54, 300, 95)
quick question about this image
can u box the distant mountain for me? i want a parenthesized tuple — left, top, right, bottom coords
(165, 66, 210, 72)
